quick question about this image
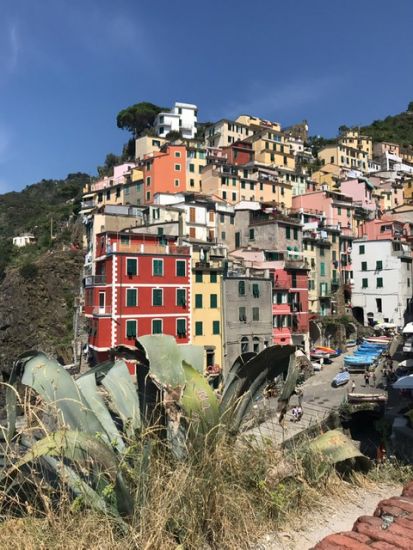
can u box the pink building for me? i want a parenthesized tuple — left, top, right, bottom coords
(292, 190, 354, 230)
(357, 217, 405, 240)
(340, 178, 376, 211)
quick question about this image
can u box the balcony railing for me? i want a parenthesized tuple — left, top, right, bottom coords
(84, 275, 106, 287)
(80, 200, 95, 210)
(92, 306, 112, 316)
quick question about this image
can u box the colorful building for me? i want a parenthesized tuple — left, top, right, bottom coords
(318, 144, 368, 173)
(84, 231, 191, 370)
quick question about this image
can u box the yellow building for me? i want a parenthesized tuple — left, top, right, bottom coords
(135, 135, 166, 160)
(235, 114, 281, 133)
(191, 246, 225, 372)
(310, 163, 342, 190)
(186, 140, 207, 192)
(318, 144, 368, 172)
(201, 163, 293, 207)
(339, 130, 373, 159)
(244, 130, 296, 171)
(403, 176, 413, 202)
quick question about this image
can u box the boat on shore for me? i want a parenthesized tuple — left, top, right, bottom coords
(332, 370, 350, 387)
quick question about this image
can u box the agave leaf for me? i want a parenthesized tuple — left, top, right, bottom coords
(137, 335, 185, 389)
(101, 360, 141, 437)
(11, 430, 134, 516)
(20, 352, 105, 435)
(76, 374, 125, 452)
(178, 345, 205, 374)
(181, 362, 220, 436)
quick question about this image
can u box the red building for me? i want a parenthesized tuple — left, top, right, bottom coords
(272, 262, 309, 350)
(139, 144, 187, 204)
(84, 231, 191, 369)
(222, 141, 254, 165)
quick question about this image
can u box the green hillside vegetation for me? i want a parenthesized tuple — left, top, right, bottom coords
(358, 102, 413, 146)
(0, 172, 90, 277)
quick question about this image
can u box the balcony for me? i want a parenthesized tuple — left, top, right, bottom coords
(80, 200, 95, 211)
(84, 275, 106, 287)
(92, 306, 112, 316)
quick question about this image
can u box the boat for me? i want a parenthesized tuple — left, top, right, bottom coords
(314, 346, 339, 356)
(363, 337, 391, 345)
(310, 350, 330, 360)
(346, 339, 357, 348)
(332, 370, 350, 387)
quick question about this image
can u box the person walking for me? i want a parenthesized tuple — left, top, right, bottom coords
(372, 372, 377, 387)
(364, 371, 370, 386)
(351, 379, 356, 393)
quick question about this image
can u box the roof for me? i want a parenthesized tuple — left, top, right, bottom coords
(313, 481, 413, 549)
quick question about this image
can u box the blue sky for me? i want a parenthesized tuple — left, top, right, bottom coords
(1, 0, 412, 193)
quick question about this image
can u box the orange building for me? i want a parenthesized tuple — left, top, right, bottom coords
(139, 144, 187, 204)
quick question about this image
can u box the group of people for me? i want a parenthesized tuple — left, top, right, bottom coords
(291, 406, 303, 422)
(363, 370, 377, 387)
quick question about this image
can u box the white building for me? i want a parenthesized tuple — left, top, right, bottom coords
(351, 239, 413, 328)
(13, 234, 36, 247)
(154, 102, 198, 139)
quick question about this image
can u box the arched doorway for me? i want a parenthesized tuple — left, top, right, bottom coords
(352, 307, 364, 325)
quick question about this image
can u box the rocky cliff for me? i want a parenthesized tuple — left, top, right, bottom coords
(0, 249, 83, 376)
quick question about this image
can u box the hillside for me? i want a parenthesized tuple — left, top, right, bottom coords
(360, 102, 413, 145)
(0, 172, 89, 277)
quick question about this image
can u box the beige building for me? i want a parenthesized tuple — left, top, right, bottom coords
(206, 119, 254, 148)
(339, 130, 373, 159)
(186, 140, 207, 192)
(135, 135, 167, 160)
(318, 144, 368, 172)
(244, 130, 296, 171)
(235, 114, 281, 133)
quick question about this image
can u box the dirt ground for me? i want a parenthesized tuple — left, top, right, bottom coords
(258, 482, 401, 549)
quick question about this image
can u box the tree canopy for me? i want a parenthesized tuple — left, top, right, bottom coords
(116, 102, 166, 138)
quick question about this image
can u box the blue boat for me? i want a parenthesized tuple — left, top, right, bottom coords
(332, 371, 350, 387)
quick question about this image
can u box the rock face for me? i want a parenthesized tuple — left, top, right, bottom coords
(0, 250, 83, 375)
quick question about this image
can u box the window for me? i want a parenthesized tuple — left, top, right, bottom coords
(337, 207, 342, 215)
(286, 226, 291, 239)
(152, 319, 162, 334)
(126, 320, 137, 339)
(146, 176, 151, 186)
(376, 260, 383, 271)
(347, 209, 350, 218)
(320, 247, 325, 257)
(376, 298, 382, 313)
(152, 288, 163, 306)
(222, 191, 227, 199)
(126, 288, 137, 307)
(232, 192, 236, 201)
(239, 306, 247, 321)
(332, 234, 337, 243)
(176, 260, 186, 277)
(253, 337, 260, 353)
(210, 271, 217, 283)
(320, 262, 325, 276)
(377, 278, 383, 288)
(249, 228, 255, 240)
(362, 278, 368, 288)
(212, 320, 220, 335)
(190, 178, 195, 187)
(252, 283, 260, 297)
(361, 261, 367, 271)
(153, 259, 163, 276)
(293, 228, 298, 240)
(126, 258, 137, 276)
(146, 191, 151, 201)
(195, 294, 203, 308)
(241, 337, 249, 353)
(409, 279, 411, 288)
(359, 245, 365, 254)
(174, 179, 180, 187)
(195, 271, 203, 282)
(189, 163, 195, 172)
(174, 164, 181, 171)
(121, 234, 130, 246)
(210, 294, 217, 308)
(177, 318, 186, 337)
(252, 307, 259, 321)
(195, 321, 203, 336)
(106, 189, 110, 199)
(175, 151, 181, 158)
(177, 288, 186, 307)
(238, 280, 245, 296)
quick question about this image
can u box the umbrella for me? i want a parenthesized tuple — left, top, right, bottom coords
(393, 375, 413, 390)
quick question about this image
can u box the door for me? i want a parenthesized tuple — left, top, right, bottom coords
(235, 232, 240, 248)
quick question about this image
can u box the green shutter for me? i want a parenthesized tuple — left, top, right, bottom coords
(153, 289, 163, 306)
(376, 260, 383, 270)
(252, 283, 260, 297)
(152, 320, 162, 334)
(212, 321, 220, 335)
(210, 271, 217, 283)
(210, 294, 217, 308)
(177, 289, 186, 306)
(361, 261, 367, 271)
(238, 281, 245, 295)
(153, 259, 163, 276)
(127, 258, 137, 276)
(176, 260, 186, 277)
(377, 278, 383, 288)
(293, 228, 298, 240)
(195, 271, 203, 282)
(195, 321, 203, 336)
(177, 318, 186, 336)
(286, 227, 291, 239)
(126, 320, 136, 338)
(320, 262, 325, 276)
(359, 245, 365, 254)
(126, 288, 137, 306)
(195, 294, 203, 308)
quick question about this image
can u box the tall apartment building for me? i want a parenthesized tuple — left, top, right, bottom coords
(154, 102, 198, 139)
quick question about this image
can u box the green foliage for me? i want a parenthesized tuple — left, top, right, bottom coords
(116, 102, 166, 138)
(19, 262, 39, 280)
(165, 130, 182, 142)
(97, 153, 121, 178)
(306, 134, 336, 157)
(360, 102, 413, 145)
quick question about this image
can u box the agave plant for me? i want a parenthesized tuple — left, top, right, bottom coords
(0, 335, 296, 518)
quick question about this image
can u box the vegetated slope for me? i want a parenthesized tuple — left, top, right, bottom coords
(360, 102, 413, 145)
(0, 172, 90, 375)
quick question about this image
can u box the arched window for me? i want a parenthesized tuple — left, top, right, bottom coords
(241, 336, 249, 353)
(253, 337, 260, 354)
